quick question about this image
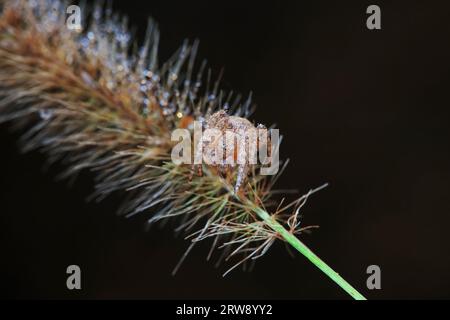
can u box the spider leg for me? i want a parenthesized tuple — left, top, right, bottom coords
(234, 164, 248, 193)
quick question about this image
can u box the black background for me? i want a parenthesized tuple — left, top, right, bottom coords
(1, 0, 450, 299)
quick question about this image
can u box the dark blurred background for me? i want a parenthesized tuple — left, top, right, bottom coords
(1, 0, 450, 299)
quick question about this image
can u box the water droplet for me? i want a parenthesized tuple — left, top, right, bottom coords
(169, 72, 178, 82)
(106, 81, 115, 90)
(152, 74, 160, 82)
(143, 70, 153, 78)
(87, 31, 95, 41)
(39, 109, 53, 120)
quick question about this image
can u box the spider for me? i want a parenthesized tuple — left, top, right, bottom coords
(191, 110, 269, 193)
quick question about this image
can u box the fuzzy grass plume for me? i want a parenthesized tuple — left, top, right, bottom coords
(0, 0, 365, 299)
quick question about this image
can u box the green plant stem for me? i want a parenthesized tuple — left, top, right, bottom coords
(251, 206, 366, 300)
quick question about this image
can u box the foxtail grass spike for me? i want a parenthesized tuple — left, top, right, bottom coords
(0, 0, 366, 300)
